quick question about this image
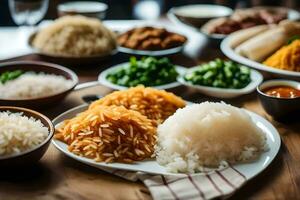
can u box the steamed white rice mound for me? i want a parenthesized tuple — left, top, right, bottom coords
(32, 15, 117, 57)
(0, 112, 49, 156)
(156, 102, 268, 173)
(0, 73, 74, 99)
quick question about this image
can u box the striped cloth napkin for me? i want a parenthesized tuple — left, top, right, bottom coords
(98, 166, 247, 200)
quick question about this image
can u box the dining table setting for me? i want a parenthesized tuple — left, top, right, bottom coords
(0, 1, 300, 200)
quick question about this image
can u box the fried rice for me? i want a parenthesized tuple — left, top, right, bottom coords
(55, 105, 156, 163)
(89, 86, 186, 124)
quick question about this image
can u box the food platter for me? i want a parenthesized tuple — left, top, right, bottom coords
(98, 63, 186, 90)
(167, 7, 226, 41)
(178, 67, 263, 98)
(221, 35, 300, 80)
(52, 103, 281, 179)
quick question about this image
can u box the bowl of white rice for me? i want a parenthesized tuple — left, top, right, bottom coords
(0, 61, 78, 108)
(0, 106, 54, 168)
(28, 15, 117, 66)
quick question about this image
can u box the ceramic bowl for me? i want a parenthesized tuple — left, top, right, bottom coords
(169, 4, 232, 28)
(0, 106, 54, 168)
(178, 66, 263, 98)
(57, 1, 108, 19)
(0, 61, 78, 108)
(257, 79, 300, 121)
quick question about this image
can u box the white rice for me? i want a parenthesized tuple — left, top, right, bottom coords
(0, 112, 49, 156)
(32, 15, 117, 57)
(0, 73, 74, 99)
(155, 102, 268, 173)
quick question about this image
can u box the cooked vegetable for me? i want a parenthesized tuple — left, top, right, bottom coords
(106, 57, 179, 87)
(287, 35, 300, 45)
(184, 59, 251, 89)
(263, 39, 300, 72)
(0, 70, 23, 84)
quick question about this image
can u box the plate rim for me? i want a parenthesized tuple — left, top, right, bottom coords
(98, 63, 186, 90)
(51, 103, 281, 179)
(117, 45, 185, 56)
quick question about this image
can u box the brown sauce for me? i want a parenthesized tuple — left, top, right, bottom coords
(263, 86, 300, 98)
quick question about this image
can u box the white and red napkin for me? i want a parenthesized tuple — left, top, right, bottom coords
(99, 166, 247, 200)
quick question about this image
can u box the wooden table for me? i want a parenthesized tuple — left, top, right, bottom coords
(0, 27, 299, 200)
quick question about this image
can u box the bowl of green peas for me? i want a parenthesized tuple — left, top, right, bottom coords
(178, 58, 263, 98)
(99, 56, 186, 90)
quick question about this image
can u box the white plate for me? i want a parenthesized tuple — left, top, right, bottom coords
(98, 63, 186, 90)
(221, 34, 300, 80)
(177, 66, 263, 98)
(118, 45, 184, 56)
(52, 104, 281, 179)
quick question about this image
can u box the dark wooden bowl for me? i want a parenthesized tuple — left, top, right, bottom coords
(257, 80, 300, 122)
(0, 106, 54, 168)
(0, 61, 78, 108)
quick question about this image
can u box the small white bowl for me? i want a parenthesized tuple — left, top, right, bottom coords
(178, 67, 263, 98)
(57, 1, 108, 19)
(98, 63, 186, 90)
(169, 4, 233, 28)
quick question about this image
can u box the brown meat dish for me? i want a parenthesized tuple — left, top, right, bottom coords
(204, 7, 288, 35)
(118, 27, 187, 50)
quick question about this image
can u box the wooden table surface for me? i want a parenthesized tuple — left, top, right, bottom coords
(0, 25, 300, 200)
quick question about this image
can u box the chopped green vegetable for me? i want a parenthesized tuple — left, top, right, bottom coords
(184, 59, 251, 89)
(0, 70, 23, 84)
(287, 35, 300, 45)
(106, 57, 178, 87)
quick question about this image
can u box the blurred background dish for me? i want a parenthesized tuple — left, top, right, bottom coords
(0, 106, 54, 168)
(28, 15, 118, 65)
(169, 4, 233, 29)
(169, 6, 300, 42)
(257, 79, 300, 121)
(117, 26, 187, 56)
(57, 1, 108, 19)
(221, 20, 300, 79)
(28, 31, 118, 66)
(0, 61, 78, 108)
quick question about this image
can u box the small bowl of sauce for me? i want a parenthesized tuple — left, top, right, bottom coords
(263, 85, 300, 98)
(257, 80, 300, 121)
